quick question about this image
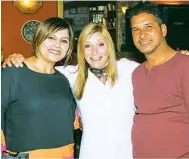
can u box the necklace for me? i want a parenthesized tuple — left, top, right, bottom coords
(89, 67, 107, 80)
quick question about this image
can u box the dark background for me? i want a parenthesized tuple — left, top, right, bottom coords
(124, 4, 189, 63)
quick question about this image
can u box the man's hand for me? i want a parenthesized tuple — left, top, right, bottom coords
(180, 50, 189, 55)
(79, 117, 83, 131)
(2, 53, 25, 68)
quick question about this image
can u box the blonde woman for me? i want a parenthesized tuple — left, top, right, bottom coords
(3, 24, 139, 159)
(71, 24, 138, 159)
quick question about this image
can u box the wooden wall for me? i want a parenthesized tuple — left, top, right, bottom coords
(1, 1, 58, 59)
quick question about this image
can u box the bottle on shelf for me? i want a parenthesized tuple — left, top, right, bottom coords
(89, 3, 116, 30)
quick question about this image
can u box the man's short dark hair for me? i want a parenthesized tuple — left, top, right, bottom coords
(128, 2, 164, 25)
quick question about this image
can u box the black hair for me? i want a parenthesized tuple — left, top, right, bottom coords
(128, 2, 164, 25)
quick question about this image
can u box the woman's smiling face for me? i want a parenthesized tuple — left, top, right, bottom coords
(37, 29, 70, 63)
(84, 32, 109, 69)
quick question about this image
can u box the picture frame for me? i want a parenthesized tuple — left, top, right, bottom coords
(21, 20, 40, 43)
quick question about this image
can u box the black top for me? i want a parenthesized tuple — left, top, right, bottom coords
(1, 64, 76, 152)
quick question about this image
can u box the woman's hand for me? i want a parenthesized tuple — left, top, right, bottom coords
(2, 53, 25, 68)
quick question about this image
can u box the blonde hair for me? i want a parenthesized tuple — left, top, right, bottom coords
(74, 23, 118, 100)
(33, 17, 74, 66)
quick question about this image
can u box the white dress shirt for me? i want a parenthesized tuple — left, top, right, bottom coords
(55, 58, 139, 159)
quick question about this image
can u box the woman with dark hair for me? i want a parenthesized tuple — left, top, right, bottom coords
(1, 17, 78, 158)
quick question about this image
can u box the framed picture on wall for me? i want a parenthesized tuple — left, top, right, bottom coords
(21, 20, 40, 43)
